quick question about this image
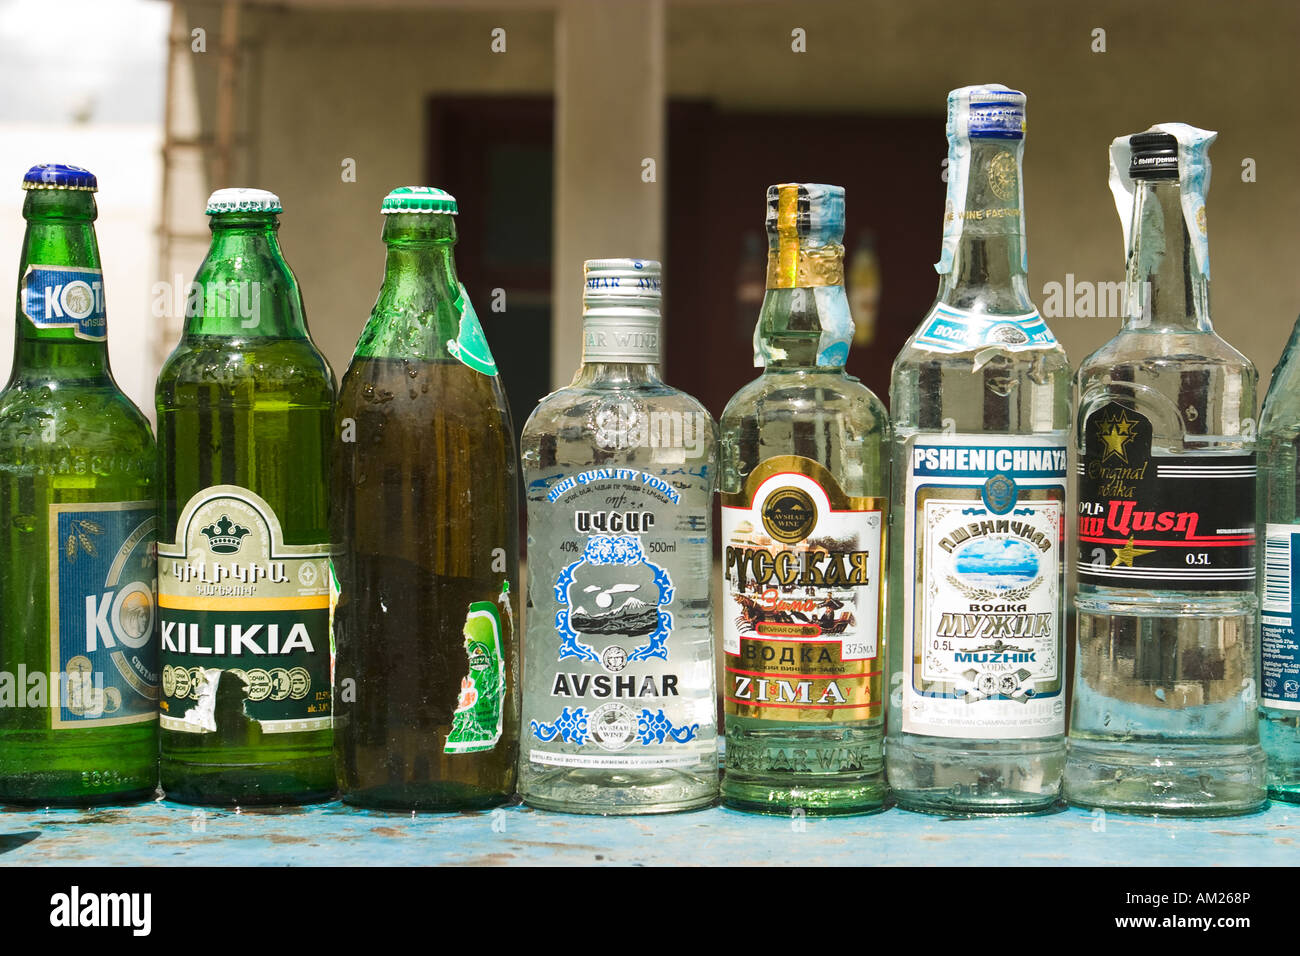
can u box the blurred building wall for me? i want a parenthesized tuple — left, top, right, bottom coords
(168, 0, 1300, 407)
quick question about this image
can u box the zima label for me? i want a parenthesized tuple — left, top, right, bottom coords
(721, 457, 884, 724)
(1076, 402, 1255, 591)
(20, 265, 108, 341)
(445, 599, 507, 753)
(157, 485, 331, 734)
(902, 436, 1065, 739)
(1261, 524, 1300, 710)
(446, 282, 498, 376)
(33, 503, 157, 728)
(911, 303, 1055, 355)
(527, 466, 710, 769)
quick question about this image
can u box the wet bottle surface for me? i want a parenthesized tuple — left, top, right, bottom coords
(333, 188, 519, 811)
(887, 87, 1070, 815)
(1066, 128, 1265, 816)
(518, 259, 718, 814)
(719, 184, 890, 815)
(0, 164, 158, 805)
(155, 188, 336, 806)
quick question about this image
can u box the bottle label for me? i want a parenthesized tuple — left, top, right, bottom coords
(1261, 524, 1300, 710)
(445, 599, 507, 753)
(901, 436, 1066, 739)
(20, 265, 108, 341)
(1076, 402, 1255, 591)
(526, 466, 712, 769)
(446, 283, 498, 376)
(911, 303, 1056, 355)
(721, 457, 884, 723)
(157, 485, 332, 734)
(41, 502, 157, 728)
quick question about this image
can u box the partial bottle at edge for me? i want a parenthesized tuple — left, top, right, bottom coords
(0, 163, 158, 805)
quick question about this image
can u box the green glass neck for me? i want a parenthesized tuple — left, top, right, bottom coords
(184, 212, 308, 339)
(939, 138, 1035, 314)
(352, 214, 460, 362)
(1123, 178, 1211, 333)
(9, 189, 112, 385)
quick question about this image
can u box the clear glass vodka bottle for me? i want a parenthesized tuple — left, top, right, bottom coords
(888, 86, 1070, 815)
(1066, 128, 1266, 815)
(1259, 317, 1300, 803)
(518, 259, 718, 814)
(719, 183, 890, 815)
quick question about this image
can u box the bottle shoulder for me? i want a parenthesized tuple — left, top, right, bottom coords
(1078, 328, 1257, 381)
(0, 382, 156, 479)
(720, 369, 888, 429)
(157, 336, 336, 406)
(522, 382, 717, 439)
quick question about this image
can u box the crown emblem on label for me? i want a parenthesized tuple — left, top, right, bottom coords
(201, 514, 251, 554)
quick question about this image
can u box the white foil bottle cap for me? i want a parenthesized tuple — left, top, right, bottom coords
(582, 258, 661, 364)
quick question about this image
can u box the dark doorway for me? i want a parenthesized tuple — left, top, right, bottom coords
(427, 96, 555, 444)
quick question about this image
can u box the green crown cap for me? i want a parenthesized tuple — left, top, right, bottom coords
(381, 186, 458, 215)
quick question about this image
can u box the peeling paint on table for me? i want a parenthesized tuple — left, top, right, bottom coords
(1, 801, 1296, 866)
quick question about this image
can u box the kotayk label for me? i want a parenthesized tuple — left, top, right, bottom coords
(38, 502, 158, 727)
(902, 436, 1066, 739)
(21, 265, 108, 341)
(527, 466, 710, 769)
(157, 485, 331, 735)
(721, 457, 885, 724)
(1076, 402, 1255, 591)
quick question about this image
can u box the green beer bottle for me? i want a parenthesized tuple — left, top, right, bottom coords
(0, 163, 158, 805)
(156, 188, 336, 805)
(333, 187, 519, 810)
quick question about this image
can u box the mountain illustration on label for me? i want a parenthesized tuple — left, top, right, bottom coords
(446, 283, 498, 376)
(570, 593, 659, 636)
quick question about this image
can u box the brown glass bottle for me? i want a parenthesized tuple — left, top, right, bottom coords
(332, 188, 519, 810)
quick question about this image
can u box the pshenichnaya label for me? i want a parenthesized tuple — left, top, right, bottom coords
(157, 485, 331, 734)
(721, 457, 884, 723)
(46, 502, 157, 728)
(902, 436, 1065, 739)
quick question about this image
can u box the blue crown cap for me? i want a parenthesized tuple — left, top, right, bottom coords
(23, 163, 97, 192)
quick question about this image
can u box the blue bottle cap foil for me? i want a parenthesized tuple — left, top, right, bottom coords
(937, 84, 1028, 275)
(23, 163, 97, 192)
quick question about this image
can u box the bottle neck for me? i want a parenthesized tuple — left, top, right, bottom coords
(1123, 178, 1211, 332)
(184, 213, 308, 339)
(9, 189, 113, 385)
(571, 361, 664, 388)
(938, 137, 1035, 314)
(353, 214, 461, 362)
(757, 239, 849, 372)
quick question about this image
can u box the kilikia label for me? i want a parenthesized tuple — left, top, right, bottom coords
(721, 457, 884, 723)
(157, 485, 331, 735)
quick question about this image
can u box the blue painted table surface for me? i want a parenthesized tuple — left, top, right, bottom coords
(1, 800, 1297, 866)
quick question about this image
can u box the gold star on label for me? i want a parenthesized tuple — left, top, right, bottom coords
(1111, 537, 1155, 568)
(1097, 409, 1138, 463)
